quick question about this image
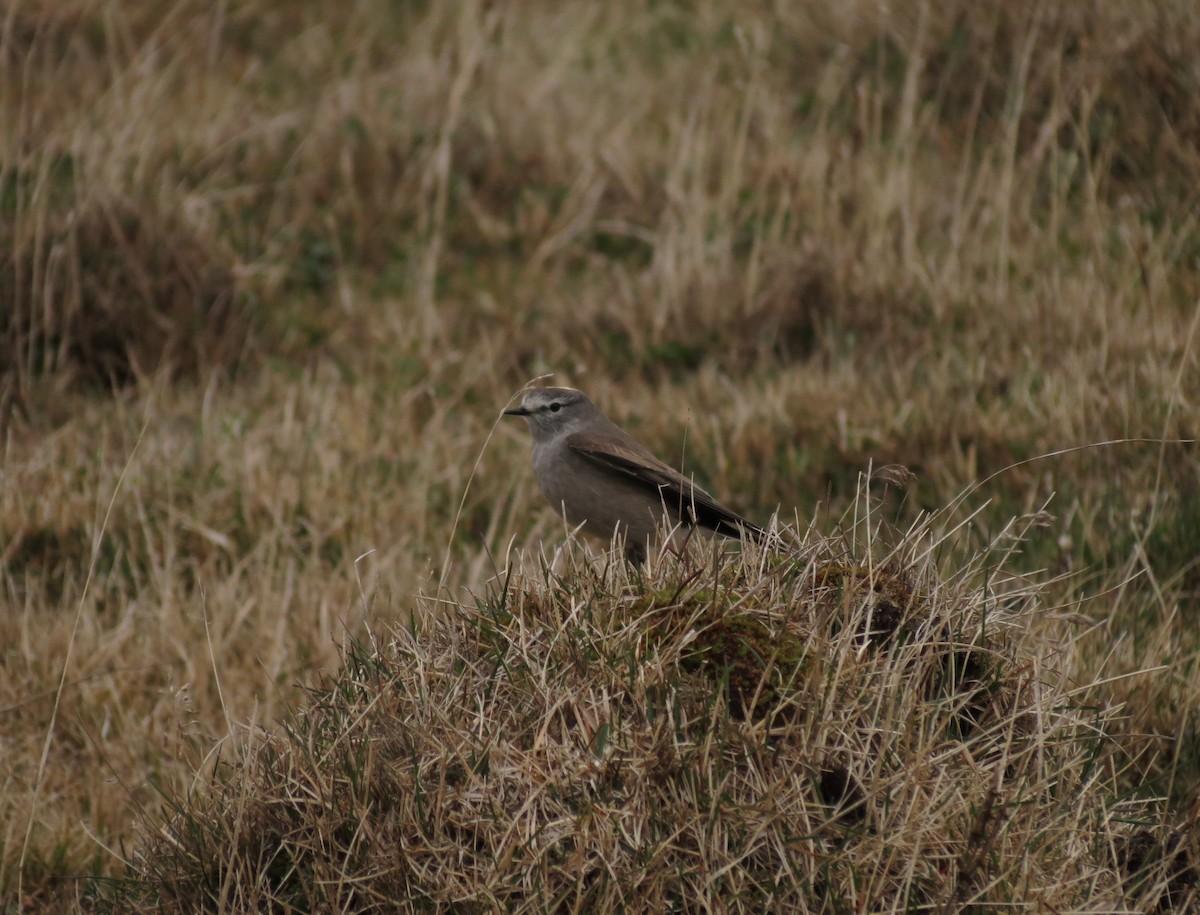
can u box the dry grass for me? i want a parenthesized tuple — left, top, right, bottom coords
(109, 512, 1198, 911)
(2, 0, 1198, 909)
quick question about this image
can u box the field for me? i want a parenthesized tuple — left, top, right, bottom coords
(3, 0, 1199, 910)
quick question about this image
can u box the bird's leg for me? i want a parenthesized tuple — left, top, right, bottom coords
(661, 524, 697, 570)
(625, 540, 647, 566)
(680, 524, 696, 552)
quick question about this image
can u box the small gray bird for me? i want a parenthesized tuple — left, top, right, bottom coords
(505, 386, 764, 563)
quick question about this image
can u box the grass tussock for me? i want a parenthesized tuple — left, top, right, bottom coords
(3, 0, 1200, 908)
(1, 192, 244, 394)
(111, 508, 1195, 912)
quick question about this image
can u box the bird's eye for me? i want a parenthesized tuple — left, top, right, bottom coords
(549, 402, 562, 412)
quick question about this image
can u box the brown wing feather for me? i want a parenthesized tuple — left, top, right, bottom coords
(565, 431, 764, 541)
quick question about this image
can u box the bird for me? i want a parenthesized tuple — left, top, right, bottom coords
(505, 386, 765, 564)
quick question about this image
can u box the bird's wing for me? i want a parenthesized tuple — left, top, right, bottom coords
(565, 431, 764, 540)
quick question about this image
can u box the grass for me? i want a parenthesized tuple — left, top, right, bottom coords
(105, 515, 1195, 910)
(2, 0, 1199, 909)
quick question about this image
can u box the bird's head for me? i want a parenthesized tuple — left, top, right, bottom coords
(504, 386, 598, 440)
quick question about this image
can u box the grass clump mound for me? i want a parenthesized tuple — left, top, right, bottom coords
(112, 513, 1196, 912)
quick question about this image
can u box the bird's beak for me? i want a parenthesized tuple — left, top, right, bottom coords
(504, 405, 532, 417)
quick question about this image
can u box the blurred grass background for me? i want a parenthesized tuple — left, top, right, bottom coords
(1, 0, 1198, 907)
